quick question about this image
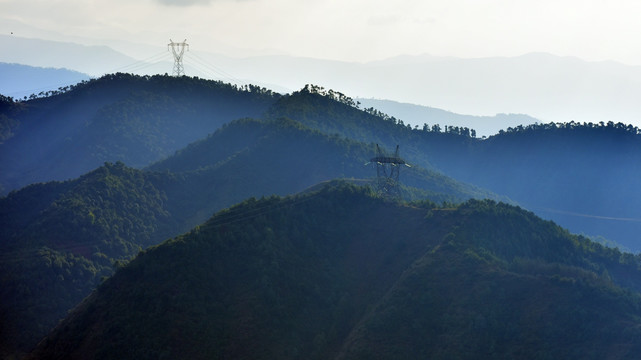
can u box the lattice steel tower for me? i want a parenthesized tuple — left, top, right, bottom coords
(370, 144, 407, 199)
(168, 39, 189, 76)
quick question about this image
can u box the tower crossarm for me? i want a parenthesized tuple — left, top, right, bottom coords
(369, 156, 406, 165)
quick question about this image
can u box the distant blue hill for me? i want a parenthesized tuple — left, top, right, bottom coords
(357, 98, 540, 137)
(0, 62, 90, 100)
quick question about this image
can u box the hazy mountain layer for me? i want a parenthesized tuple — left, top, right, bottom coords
(0, 62, 90, 101)
(265, 87, 641, 250)
(29, 183, 641, 359)
(5, 34, 641, 128)
(0, 35, 139, 77)
(4, 74, 641, 248)
(0, 73, 279, 194)
(357, 97, 539, 137)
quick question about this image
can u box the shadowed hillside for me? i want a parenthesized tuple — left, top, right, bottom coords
(29, 183, 641, 359)
(5, 76, 641, 356)
(0, 117, 498, 357)
(4, 76, 641, 250)
(266, 87, 641, 250)
(0, 73, 279, 194)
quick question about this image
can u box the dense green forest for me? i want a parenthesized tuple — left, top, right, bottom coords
(0, 73, 279, 193)
(265, 86, 641, 250)
(0, 116, 497, 357)
(28, 183, 641, 359)
(4, 75, 641, 357)
(0, 162, 173, 356)
(3, 75, 641, 248)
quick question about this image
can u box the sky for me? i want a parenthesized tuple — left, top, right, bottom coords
(2, 0, 641, 65)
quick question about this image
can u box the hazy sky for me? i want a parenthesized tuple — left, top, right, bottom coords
(2, 0, 641, 64)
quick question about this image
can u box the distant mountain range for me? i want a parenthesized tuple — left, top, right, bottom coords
(4, 35, 641, 128)
(0, 35, 140, 77)
(356, 98, 540, 137)
(0, 61, 535, 138)
(0, 63, 90, 100)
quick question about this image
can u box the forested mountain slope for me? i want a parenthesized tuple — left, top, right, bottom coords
(444, 123, 641, 251)
(149, 117, 498, 211)
(29, 183, 641, 359)
(0, 117, 498, 357)
(5, 75, 639, 250)
(0, 73, 279, 194)
(265, 87, 641, 250)
(5, 75, 641, 355)
(0, 162, 173, 357)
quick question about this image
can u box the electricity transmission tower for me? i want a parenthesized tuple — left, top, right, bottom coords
(369, 144, 408, 200)
(168, 39, 189, 76)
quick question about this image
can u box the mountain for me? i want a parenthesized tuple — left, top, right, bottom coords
(0, 35, 140, 77)
(6, 34, 641, 129)
(0, 62, 90, 100)
(6, 75, 641, 355)
(356, 98, 540, 137)
(433, 122, 641, 251)
(264, 87, 641, 251)
(0, 163, 175, 357)
(0, 116, 498, 357)
(28, 182, 641, 359)
(5, 75, 641, 250)
(0, 73, 279, 194)
(193, 52, 641, 128)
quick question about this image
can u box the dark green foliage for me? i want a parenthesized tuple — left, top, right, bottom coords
(29, 184, 641, 359)
(0, 247, 107, 356)
(1, 162, 171, 255)
(0, 96, 22, 179)
(0, 116, 497, 356)
(0, 73, 280, 193)
(0, 162, 174, 356)
(266, 88, 641, 251)
(149, 116, 501, 227)
(5, 77, 641, 252)
(446, 122, 641, 250)
(337, 243, 641, 359)
(265, 86, 476, 173)
(7, 79, 641, 358)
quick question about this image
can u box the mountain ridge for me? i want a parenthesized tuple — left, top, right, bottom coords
(0, 73, 280, 193)
(27, 182, 641, 359)
(4, 34, 641, 127)
(356, 98, 540, 137)
(1, 113, 498, 356)
(4, 74, 641, 356)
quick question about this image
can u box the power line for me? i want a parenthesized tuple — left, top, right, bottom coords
(535, 207, 641, 223)
(104, 51, 170, 75)
(187, 50, 247, 86)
